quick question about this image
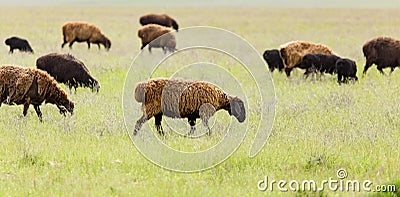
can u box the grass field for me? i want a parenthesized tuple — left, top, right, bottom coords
(0, 6, 399, 196)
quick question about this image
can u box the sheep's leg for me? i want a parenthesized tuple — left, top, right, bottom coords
(377, 67, 386, 75)
(34, 105, 43, 122)
(199, 103, 215, 135)
(363, 60, 373, 75)
(23, 98, 31, 117)
(187, 118, 196, 136)
(390, 67, 395, 74)
(9, 48, 14, 54)
(154, 113, 164, 135)
(87, 41, 91, 49)
(134, 115, 148, 135)
(337, 74, 343, 85)
(148, 46, 152, 53)
(57, 105, 67, 115)
(202, 118, 211, 135)
(284, 68, 292, 77)
(69, 41, 75, 49)
(97, 43, 100, 49)
(61, 41, 67, 48)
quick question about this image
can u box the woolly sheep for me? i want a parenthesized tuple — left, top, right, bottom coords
(61, 21, 111, 50)
(279, 41, 335, 77)
(0, 65, 74, 121)
(362, 37, 400, 75)
(137, 24, 176, 53)
(133, 78, 246, 136)
(4, 36, 34, 54)
(139, 13, 179, 31)
(36, 53, 100, 92)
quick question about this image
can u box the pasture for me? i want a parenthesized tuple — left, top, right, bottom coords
(0, 6, 399, 196)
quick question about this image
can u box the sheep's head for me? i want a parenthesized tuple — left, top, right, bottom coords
(263, 49, 284, 72)
(228, 96, 246, 123)
(103, 37, 111, 51)
(64, 100, 74, 115)
(93, 81, 101, 93)
(4, 38, 11, 45)
(172, 20, 179, 31)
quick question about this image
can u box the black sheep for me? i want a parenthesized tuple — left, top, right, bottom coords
(302, 54, 340, 75)
(335, 58, 358, 84)
(263, 49, 284, 72)
(36, 53, 100, 92)
(4, 36, 34, 54)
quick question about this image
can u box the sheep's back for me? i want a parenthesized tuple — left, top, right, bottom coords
(364, 37, 400, 60)
(136, 78, 226, 119)
(63, 22, 97, 41)
(138, 24, 173, 44)
(280, 41, 334, 69)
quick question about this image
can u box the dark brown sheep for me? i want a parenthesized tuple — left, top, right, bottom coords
(133, 78, 246, 136)
(139, 13, 179, 31)
(0, 65, 74, 121)
(61, 21, 111, 50)
(279, 41, 335, 77)
(362, 37, 400, 75)
(36, 53, 100, 92)
(137, 24, 176, 53)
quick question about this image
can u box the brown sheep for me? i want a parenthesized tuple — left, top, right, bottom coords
(61, 21, 111, 50)
(137, 24, 176, 53)
(133, 78, 246, 136)
(362, 37, 400, 75)
(139, 13, 179, 31)
(0, 65, 74, 121)
(279, 41, 335, 77)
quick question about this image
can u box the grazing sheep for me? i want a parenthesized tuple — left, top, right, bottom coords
(263, 49, 284, 72)
(36, 53, 100, 92)
(137, 24, 176, 53)
(0, 65, 74, 121)
(279, 41, 335, 77)
(139, 13, 179, 31)
(4, 36, 34, 54)
(133, 78, 246, 136)
(61, 21, 111, 50)
(302, 54, 340, 76)
(362, 37, 400, 75)
(335, 58, 358, 84)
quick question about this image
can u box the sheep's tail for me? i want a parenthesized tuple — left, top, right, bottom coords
(134, 81, 147, 103)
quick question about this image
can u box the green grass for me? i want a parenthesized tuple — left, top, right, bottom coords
(0, 7, 399, 196)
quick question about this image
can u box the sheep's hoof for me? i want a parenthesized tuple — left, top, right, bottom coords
(133, 130, 138, 136)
